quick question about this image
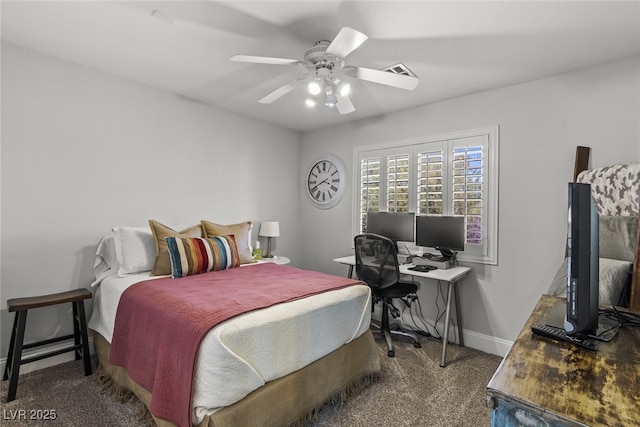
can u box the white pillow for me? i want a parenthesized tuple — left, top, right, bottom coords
(96, 233, 118, 270)
(113, 226, 156, 276)
(91, 233, 119, 287)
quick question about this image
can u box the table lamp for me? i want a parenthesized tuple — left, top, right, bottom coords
(259, 221, 280, 258)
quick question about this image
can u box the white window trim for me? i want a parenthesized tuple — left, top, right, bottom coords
(351, 126, 499, 265)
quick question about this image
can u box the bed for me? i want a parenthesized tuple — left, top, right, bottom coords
(88, 220, 380, 427)
(547, 159, 640, 310)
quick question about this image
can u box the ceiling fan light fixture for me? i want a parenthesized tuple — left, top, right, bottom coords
(232, 27, 419, 114)
(339, 83, 350, 97)
(308, 80, 323, 95)
(325, 93, 338, 107)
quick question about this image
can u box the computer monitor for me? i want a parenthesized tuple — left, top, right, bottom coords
(415, 215, 465, 258)
(365, 212, 415, 245)
(565, 182, 599, 336)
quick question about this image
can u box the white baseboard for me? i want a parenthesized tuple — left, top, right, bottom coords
(374, 308, 513, 358)
(0, 336, 95, 376)
(461, 328, 513, 357)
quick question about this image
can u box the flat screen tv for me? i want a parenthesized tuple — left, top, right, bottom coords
(365, 211, 415, 245)
(564, 182, 599, 336)
(415, 215, 465, 259)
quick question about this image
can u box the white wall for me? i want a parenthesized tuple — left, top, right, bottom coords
(299, 56, 640, 355)
(2, 41, 638, 366)
(0, 43, 302, 361)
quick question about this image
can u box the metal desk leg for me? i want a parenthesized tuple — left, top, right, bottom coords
(453, 281, 464, 347)
(347, 265, 353, 278)
(440, 280, 454, 367)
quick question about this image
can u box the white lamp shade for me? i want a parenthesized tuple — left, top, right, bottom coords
(259, 221, 280, 237)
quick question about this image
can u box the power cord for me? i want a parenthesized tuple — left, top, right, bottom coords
(434, 281, 458, 343)
(398, 293, 443, 339)
(412, 297, 442, 339)
(395, 276, 459, 342)
(401, 275, 447, 339)
(601, 306, 640, 328)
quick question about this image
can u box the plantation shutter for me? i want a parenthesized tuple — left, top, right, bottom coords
(452, 135, 488, 254)
(358, 151, 382, 232)
(386, 150, 411, 213)
(416, 141, 447, 216)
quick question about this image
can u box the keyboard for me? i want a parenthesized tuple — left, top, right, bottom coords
(408, 265, 436, 272)
(531, 324, 598, 351)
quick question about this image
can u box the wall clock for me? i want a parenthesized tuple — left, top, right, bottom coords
(306, 154, 347, 209)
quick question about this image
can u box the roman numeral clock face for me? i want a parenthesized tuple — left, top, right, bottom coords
(306, 154, 347, 209)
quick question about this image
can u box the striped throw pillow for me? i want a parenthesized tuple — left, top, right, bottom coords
(166, 235, 240, 278)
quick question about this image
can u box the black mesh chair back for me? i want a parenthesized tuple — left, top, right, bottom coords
(354, 233, 421, 357)
(354, 233, 400, 290)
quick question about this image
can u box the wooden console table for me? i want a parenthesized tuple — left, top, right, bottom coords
(487, 294, 640, 426)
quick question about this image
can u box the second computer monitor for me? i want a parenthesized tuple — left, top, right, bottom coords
(416, 215, 465, 258)
(366, 211, 415, 243)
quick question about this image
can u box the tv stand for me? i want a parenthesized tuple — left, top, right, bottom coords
(487, 295, 640, 426)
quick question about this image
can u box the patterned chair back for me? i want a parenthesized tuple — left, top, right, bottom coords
(577, 162, 640, 216)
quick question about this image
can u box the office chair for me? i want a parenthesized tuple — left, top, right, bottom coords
(354, 233, 421, 357)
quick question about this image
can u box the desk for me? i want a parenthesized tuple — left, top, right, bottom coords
(487, 294, 640, 426)
(333, 255, 470, 367)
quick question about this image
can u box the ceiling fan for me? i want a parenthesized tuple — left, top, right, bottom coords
(230, 27, 419, 115)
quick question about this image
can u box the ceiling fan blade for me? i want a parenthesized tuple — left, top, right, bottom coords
(353, 67, 419, 90)
(259, 82, 296, 104)
(259, 73, 312, 104)
(231, 55, 306, 66)
(335, 93, 355, 115)
(325, 27, 368, 59)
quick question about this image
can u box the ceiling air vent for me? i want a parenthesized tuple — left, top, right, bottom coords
(382, 63, 416, 77)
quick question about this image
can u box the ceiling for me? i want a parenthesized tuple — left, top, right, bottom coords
(2, 1, 640, 132)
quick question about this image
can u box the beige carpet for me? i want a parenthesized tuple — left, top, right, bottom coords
(1, 335, 502, 426)
(312, 335, 502, 427)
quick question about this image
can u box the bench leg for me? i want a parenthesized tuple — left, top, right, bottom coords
(74, 301, 92, 376)
(72, 302, 81, 361)
(3, 313, 19, 381)
(5, 310, 27, 402)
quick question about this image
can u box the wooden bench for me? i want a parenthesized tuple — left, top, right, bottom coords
(3, 288, 93, 402)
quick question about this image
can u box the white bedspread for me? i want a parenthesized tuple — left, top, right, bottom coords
(88, 269, 371, 424)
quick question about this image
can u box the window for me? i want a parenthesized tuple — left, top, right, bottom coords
(353, 127, 499, 265)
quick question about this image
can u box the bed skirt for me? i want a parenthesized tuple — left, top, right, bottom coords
(93, 330, 380, 427)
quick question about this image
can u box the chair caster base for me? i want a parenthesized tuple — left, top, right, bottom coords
(388, 350, 395, 357)
(414, 341, 422, 348)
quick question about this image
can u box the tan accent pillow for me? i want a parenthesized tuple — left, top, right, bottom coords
(201, 220, 255, 264)
(149, 220, 203, 276)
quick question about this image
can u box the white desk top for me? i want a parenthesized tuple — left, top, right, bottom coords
(333, 255, 471, 283)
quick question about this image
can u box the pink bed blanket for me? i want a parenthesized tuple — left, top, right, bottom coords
(109, 263, 362, 427)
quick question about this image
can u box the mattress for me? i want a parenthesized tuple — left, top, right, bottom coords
(88, 268, 372, 424)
